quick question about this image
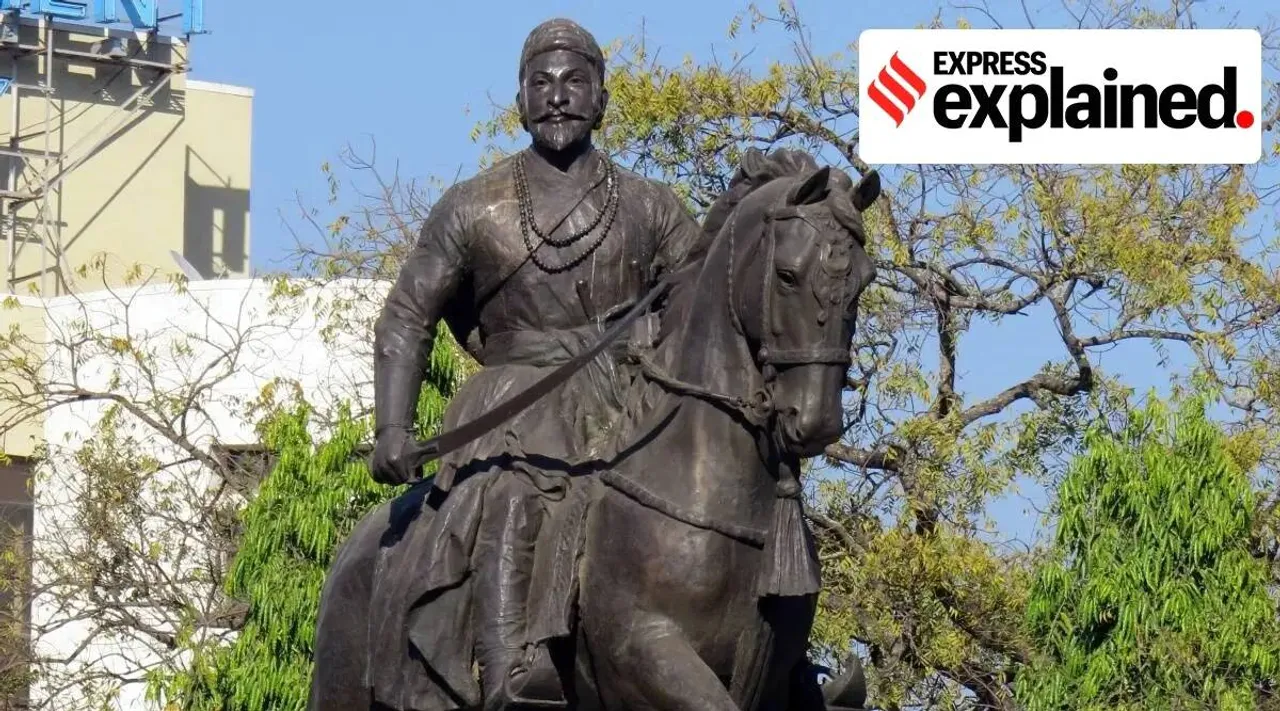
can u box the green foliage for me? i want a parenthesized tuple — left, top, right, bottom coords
(1016, 394, 1280, 710)
(151, 323, 464, 711)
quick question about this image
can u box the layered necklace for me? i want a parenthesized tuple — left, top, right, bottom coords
(514, 149, 620, 273)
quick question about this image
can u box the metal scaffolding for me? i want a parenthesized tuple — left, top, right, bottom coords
(0, 9, 189, 296)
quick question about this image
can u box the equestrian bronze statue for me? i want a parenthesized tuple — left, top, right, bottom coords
(307, 17, 880, 711)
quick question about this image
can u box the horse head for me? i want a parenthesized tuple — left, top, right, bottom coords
(708, 148, 880, 457)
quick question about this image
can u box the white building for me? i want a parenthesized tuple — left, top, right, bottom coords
(4, 276, 380, 710)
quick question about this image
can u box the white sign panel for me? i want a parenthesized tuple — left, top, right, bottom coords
(858, 29, 1263, 164)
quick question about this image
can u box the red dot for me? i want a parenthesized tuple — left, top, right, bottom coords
(1237, 110, 1254, 128)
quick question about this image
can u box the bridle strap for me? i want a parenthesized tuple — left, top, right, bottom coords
(753, 204, 852, 372)
(760, 347, 851, 365)
(636, 353, 773, 428)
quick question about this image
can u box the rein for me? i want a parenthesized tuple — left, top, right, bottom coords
(399, 185, 853, 473)
(398, 179, 851, 599)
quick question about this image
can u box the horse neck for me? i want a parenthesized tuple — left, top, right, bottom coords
(661, 282, 758, 406)
(657, 198, 767, 395)
(625, 220, 777, 527)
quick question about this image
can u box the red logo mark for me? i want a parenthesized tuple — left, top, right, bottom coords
(867, 52, 927, 126)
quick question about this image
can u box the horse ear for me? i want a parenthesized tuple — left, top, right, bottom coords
(739, 148, 766, 181)
(850, 169, 881, 211)
(787, 166, 830, 206)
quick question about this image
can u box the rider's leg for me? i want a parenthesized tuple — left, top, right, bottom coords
(473, 473, 543, 709)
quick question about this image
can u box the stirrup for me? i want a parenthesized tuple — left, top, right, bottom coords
(502, 645, 566, 709)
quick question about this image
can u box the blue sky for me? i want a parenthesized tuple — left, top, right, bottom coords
(181, 0, 1277, 543)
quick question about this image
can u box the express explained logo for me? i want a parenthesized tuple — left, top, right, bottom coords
(869, 49, 1257, 141)
(866, 52, 927, 126)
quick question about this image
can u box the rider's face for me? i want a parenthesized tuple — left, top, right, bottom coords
(520, 50, 605, 153)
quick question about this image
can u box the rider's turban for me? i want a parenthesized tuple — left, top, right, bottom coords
(519, 18, 606, 81)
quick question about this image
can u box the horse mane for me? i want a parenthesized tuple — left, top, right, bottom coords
(701, 148, 821, 239)
(702, 148, 867, 246)
(664, 147, 867, 312)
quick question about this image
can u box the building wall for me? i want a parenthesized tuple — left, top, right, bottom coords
(0, 17, 253, 462)
(183, 81, 253, 280)
(26, 277, 378, 709)
(0, 16, 253, 297)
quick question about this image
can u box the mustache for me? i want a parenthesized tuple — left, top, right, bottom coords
(532, 110, 589, 123)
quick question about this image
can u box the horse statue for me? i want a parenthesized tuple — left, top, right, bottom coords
(307, 147, 880, 710)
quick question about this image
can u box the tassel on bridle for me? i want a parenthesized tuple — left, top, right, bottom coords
(756, 453, 821, 598)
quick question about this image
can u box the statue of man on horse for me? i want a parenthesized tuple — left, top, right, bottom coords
(308, 15, 880, 711)
(314, 16, 712, 710)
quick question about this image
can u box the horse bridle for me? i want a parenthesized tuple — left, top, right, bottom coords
(638, 192, 857, 430)
(731, 194, 857, 413)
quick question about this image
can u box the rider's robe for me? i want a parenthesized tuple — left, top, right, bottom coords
(365, 147, 709, 709)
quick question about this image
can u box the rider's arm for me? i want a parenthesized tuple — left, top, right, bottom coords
(373, 184, 469, 433)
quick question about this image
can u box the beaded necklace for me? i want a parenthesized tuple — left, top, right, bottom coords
(515, 150, 620, 273)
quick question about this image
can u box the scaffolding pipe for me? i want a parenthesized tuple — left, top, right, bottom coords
(53, 45, 179, 71)
(43, 73, 165, 179)
(50, 27, 64, 293)
(34, 70, 171, 197)
(40, 18, 49, 296)
(0, 42, 180, 72)
(6, 41, 17, 293)
(0, 146, 60, 158)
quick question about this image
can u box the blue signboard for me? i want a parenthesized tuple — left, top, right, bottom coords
(0, 0, 205, 34)
(93, 0, 156, 27)
(0, 78, 11, 97)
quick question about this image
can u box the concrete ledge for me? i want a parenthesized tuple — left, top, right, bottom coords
(187, 79, 254, 98)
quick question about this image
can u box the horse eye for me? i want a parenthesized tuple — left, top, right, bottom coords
(776, 269, 797, 287)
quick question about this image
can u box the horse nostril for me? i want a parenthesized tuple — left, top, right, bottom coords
(793, 406, 840, 444)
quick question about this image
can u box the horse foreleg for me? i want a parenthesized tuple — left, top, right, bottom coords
(587, 611, 740, 711)
(730, 595, 819, 711)
(307, 529, 378, 711)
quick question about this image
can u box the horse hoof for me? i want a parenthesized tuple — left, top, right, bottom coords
(821, 654, 866, 709)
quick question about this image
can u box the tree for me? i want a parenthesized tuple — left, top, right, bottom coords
(0, 258, 390, 709)
(1016, 394, 1280, 709)
(0, 492, 33, 711)
(126, 130, 472, 710)
(151, 328, 463, 711)
(147, 1, 1280, 708)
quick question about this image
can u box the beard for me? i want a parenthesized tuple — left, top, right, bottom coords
(528, 117, 593, 152)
